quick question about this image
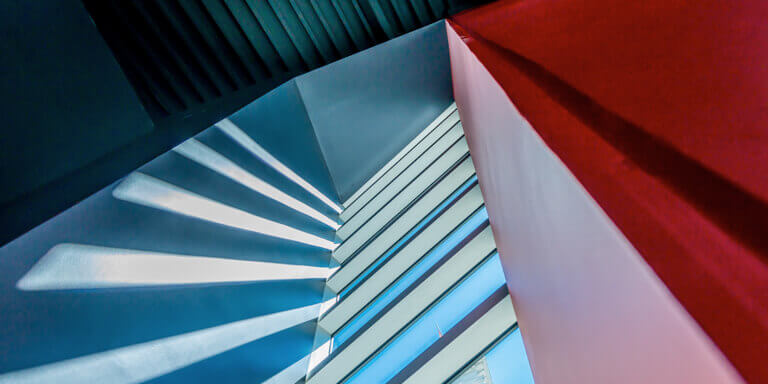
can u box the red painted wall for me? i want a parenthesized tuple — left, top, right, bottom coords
(448, 1, 768, 381)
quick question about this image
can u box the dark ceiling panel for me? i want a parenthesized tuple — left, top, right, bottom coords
(81, 0, 494, 124)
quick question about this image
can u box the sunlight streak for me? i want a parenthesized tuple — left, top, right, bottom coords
(0, 300, 333, 384)
(307, 337, 333, 376)
(173, 139, 339, 229)
(16, 244, 334, 291)
(112, 173, 337, 250)
(215, 119, 343, 213)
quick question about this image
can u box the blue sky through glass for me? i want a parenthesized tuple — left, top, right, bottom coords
(338, 175, 478, 300)
(333, 206, 488, 348)
(344, 255, 505, 383)
(486, 328, 535, 384)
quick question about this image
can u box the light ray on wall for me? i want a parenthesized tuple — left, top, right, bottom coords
(308, 338, 333, 375)
(16, 244, 333, 291)
(112, 173, 337, 250)
(215, 119, 343, 213)
(0, 300, 332, 384)
(173, 139, 339, 229)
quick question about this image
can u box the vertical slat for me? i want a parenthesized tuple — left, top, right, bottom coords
(243, 0, 307, 71)
(223, 0, 288, 75)
(308, 0, 357, 57)
(368, 0, 398, 39)
(117, 56, 171, 118)
(154, 0, 234, 95)
(356, 0, 391, 42)
(380, 0, 407, 35)
(390, 0, 419, 31)
(331, 0, 371, 50)
(267, 0, 325, 69)
(177, 0, 251, 87)
(110, 1, 197, 109)
(133, 1, 216, 101)
(93, 1, 183, 114)
(81, 0, 165, 116)
(409, 0, 434, 25)
(351, 0, 378, 43)
(425, 0, 447, 19)
(121, 50, 182, 115)
(83, 0, 494, 127)
(288, 0, 340, 63)
(198, 0, 266, 80)
(118, 41, 182, 115)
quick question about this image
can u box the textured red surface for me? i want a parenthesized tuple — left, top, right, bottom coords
(449, 1, 768, 382)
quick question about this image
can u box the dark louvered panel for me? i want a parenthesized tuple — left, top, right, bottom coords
(82, 0, 492, 122)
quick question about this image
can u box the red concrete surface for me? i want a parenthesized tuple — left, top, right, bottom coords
(447, 1, 768, 381)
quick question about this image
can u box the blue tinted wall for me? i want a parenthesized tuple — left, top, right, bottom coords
(298, 21, 454, 202)
(228, 81, 339, 205)
(0, 80, 337, 383)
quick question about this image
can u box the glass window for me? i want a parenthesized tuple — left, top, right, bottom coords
(344, 255, 506, 383)
(334, 206, 488, 348)
(338, 175, 478, 300)
(451, 328, 534, 384)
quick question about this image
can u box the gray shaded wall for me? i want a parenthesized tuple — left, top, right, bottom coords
(296, 21, 453, 202)
(229, 81, 340, 205)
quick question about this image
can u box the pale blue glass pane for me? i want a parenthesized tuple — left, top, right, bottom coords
(345, 255, 505, 383)
(334, 206, 488, 347)
(339, 175, 478, 300)
(486, 329, 535, 384)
